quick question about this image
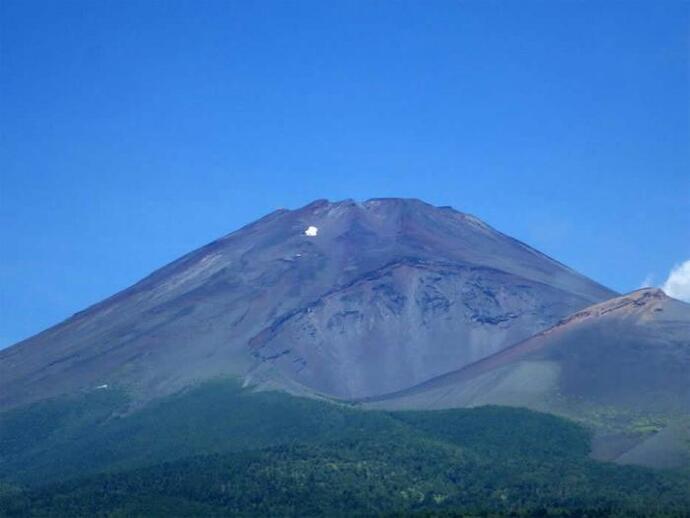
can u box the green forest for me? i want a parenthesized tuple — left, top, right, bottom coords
(1, 380, 689, 516)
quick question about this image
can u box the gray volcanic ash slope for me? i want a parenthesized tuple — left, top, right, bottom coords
(0, 199, 615, 409)
(365, 288, 690, 468)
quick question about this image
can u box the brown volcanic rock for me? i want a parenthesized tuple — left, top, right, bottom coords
(0, 199, 614, 409)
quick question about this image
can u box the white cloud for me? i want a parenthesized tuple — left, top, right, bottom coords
(661, 260, 690, 302)
(638, 273, 655, 289)
(304, 226, 319, 237)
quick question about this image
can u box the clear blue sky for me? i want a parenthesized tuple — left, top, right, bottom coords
(1, 0, 688, 348)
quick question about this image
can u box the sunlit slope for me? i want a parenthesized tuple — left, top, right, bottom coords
(366, 289, 690, 468)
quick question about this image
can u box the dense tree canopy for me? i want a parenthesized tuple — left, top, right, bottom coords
(1, 380, 688, 516)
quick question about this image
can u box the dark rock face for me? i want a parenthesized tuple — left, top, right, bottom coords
(248, 258, 597, 398)
(0, 199, 615, 409)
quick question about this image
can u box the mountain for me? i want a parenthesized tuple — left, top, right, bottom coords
(0, 199, 615, 409)
(2, 198, 689, 514)
(364, 288, 690, 468)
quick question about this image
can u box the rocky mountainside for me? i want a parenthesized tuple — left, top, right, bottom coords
(364, 288, 690, 468)
(0, 199, 615, 408)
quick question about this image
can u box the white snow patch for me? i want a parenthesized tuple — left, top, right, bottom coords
(304, 226, 319, 237)
(95, 384, 109, 390)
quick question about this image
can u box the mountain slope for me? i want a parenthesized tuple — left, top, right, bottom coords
(0, 199, 615, 408)
(2, 380, 689, 516)
(364, 288, 690, 468)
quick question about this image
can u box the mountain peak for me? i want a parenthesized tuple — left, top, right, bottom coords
(294, 197, 454, 214)
(0, 197, 616, 409)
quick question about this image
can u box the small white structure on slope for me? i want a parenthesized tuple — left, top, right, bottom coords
(304, 226, 319, 237)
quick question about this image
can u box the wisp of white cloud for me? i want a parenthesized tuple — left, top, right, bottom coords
(638, 273, 655, 289)
(661, 260, 690, 302)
